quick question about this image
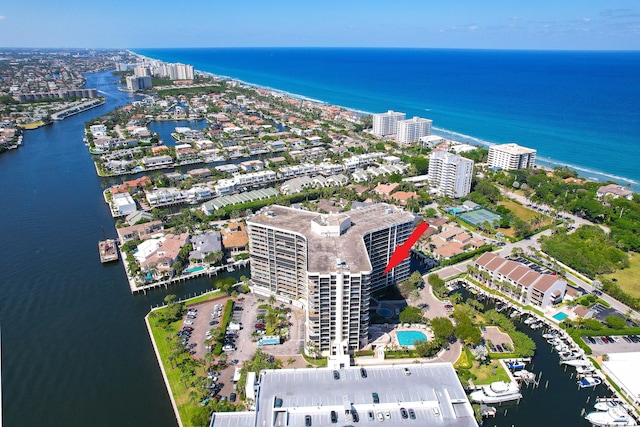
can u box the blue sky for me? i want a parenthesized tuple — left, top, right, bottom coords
(0, 0, 639, 50)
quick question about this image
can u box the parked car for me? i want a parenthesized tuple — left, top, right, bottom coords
(368, 411, 374, 421)
(305, 415, 312, 426)
(400, 408, 408, 419)
(184, 320, 194, 325)
(360, 367, 367, 378)
(229, 392, 236, 402)
(372, 392, 379, 404)
(333, 370, 340, 380)
(331, 410, 338, 424)
(408, 409, 416, 420)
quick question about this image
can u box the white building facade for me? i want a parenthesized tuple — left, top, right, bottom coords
(396, 116, 432, 144)
(428, 151, 474, 198)
(247, 204, 415, 356)
(372, 110, 406, 137)
(488, 143, 536, 170)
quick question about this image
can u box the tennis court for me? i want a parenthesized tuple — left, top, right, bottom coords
(458, 208, 502, 227)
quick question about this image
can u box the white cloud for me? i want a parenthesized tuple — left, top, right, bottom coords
(0, 16, 5, 20)
(469, 25, 478, 31)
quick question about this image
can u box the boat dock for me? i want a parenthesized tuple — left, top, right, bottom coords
(98, 239, 119, 263)
(127, 259, 249, 294)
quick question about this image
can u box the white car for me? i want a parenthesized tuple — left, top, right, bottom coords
(222, 345, 235, 352)
(377, 412, 384, 422)
(384, 410, 391, 420)
(184, 320, 194, 325)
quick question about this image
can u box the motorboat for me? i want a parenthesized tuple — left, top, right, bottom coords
(578, 376, 602, 388)
(470, 381, 523, 404)
(561, 358, 591, 367)
(524, 317, 536, 325)
(513, 370, 536, 382)
(594, 399, 622, 412)
(506, 361, 526, 371)
(576, 365, 596, 375)
(542, 332, 558, 339)
(585, 406, 637, 426)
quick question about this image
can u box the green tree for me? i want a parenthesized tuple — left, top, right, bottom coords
(605, 315, 626, 329)
(399, 306, 423, 324)
(431, 317, 455, 342)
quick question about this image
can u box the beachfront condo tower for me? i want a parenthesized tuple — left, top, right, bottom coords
(396, 116, 433, 144)
(488, 143, 537, 170)
(246, 204, 416, 357)
(373, 110, 406, 137)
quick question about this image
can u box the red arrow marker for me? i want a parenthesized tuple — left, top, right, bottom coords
(383, 221, 429, 275)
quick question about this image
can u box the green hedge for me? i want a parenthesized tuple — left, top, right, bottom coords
(213, 342, 223, 356)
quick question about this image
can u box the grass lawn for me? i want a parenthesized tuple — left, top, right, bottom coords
(602, 252, 640, 298)
(497, 199, 554, 237)
(146, 292, 228, 427)
(468, 360, 511, 385)
(147, 313, 203, 427)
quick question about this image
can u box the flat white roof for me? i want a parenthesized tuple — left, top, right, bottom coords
(602, 352, 640, 404)
(212, 363, 477, 427)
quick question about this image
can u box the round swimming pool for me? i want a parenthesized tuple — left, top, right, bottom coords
(377, 308, 393, 317)
(397, 330, 427, 346)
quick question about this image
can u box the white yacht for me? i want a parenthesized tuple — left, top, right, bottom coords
(594, 399, 622, 412)
(585, 406, 637, 426)
(470, 381, 523, 404)
(561, 358, 591, 367)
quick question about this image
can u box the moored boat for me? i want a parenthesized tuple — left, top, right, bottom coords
(470, 381, 523, 404)
(578, 376, 602, 388)
(585, 406, 637, 426)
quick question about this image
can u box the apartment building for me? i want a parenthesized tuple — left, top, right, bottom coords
(473, 253, 566, 309)
(428, 151, 474, 198)
(372, 110, 406, 137)
(487, 143, 536, 170)
(247, 204, 415, 356)
(396, 116, 432, 144)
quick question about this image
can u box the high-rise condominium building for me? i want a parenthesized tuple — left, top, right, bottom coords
(428, 151, 474, 198)
(372, 110, 406, 137)
(247, 204, 415, 356)
(396, 116, 433, 144)
(487, 143, 536, 170)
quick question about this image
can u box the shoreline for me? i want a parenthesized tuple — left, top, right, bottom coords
(129, 50, 639, 189)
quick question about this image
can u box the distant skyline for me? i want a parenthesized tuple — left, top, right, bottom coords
(1, 1, 639, 50)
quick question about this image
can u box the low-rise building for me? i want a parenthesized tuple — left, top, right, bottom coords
(189, 231, 222, 263)
(211, 364, 477, 427)
(473, 253, 566, 309)
(596, 184, 633, 201)
(112, 192, 137, 216)
(116, 220, 164, 243)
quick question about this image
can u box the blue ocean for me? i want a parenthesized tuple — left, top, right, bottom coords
(134, 48, 640, 188)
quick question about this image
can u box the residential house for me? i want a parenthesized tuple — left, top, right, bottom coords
(140, 233, 190, 272)
(221, 222, 249, 254)
(116, 220, 164, 243)
(189, 231, 222, 263)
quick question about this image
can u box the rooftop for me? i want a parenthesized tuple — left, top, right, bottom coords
(490, 143, 536, 155)
(211, 363, 476, 427)
(248, 204, 415, 273)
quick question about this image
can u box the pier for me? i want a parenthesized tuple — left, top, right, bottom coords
(127, 259, 249, 294)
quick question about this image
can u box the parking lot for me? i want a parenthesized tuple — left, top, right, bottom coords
(177, 292, 308, 402)
(584, 334, 640, 356)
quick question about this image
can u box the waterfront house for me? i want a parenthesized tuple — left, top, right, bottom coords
(140, 233, 190, 272)
(116, 220, 164, 243)
(142, 155, 173, 168)
(112, 192, 137, 217)
(188, 231, 222, 263)
(125, 210, 154, 226)
(221, 222, 248, 255)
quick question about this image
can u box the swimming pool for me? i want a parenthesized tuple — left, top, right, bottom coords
(378, 308, 393, 317)
(397, 331, 427, 346)
(553, 312, 569, 321)
(186, 266, 205, 274)
(448, 207, 464, 214)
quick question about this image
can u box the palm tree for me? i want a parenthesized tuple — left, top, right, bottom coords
(286, 357, 296, 366)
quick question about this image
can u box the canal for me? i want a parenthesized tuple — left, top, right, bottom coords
(0, 70, 243, 427)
